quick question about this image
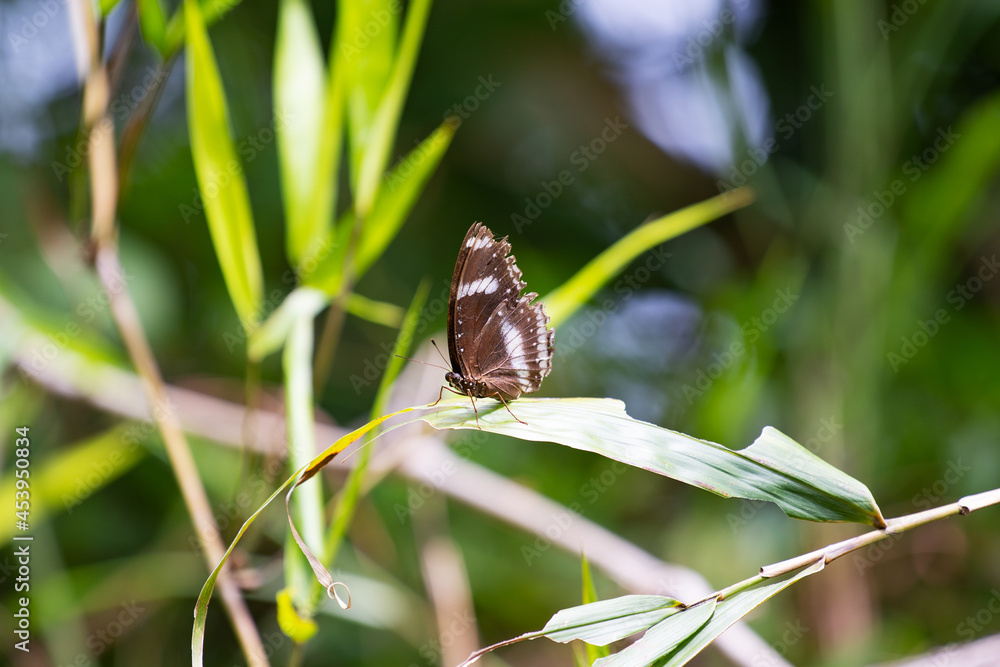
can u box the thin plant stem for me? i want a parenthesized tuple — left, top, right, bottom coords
(95, 248, 270, 667)
(697, 489, 1000, 606)
(311, 215, 364, 395)
(311, 289, 351, 395)
(75, 5, 269, 662)
(117, 58, 176, 193)
(456, 490, 1000, 666)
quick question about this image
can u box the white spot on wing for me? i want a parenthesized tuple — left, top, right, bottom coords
(480, 277, 499, 294)
(502, 323, 524, 359)
(457, 276, 500, 298)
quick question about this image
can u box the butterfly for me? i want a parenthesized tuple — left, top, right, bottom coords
(431, 222, 555, 426)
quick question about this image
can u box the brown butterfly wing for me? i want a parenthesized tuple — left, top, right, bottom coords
(446, 222, 554, 399)
(448, 223, 522, 379)
(476, 292, 554, 399)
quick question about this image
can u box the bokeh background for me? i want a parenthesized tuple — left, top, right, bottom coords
(2, 0, 1000, 665)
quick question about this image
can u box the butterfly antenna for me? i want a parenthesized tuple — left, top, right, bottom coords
(393, 355, 450, 373)
(430, 339, 451, 367)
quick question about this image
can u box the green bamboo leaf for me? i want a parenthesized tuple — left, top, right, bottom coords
(419, 397, 884, 526)
(304, 118, 458, 294)
(580, 554, 611, 662)
(544, 187, 755, 328)
(338, 0, 399, 195)
(185, 0, 264, 331)
(457, 595, 685, 667)
(192, 407, 414, 666)
(581, 554, 599, 605)
(291, 21, 347, 275)
(345, 292, 405, 328)
(101, 0, 123, 16)
(0, 275, 123, 367)
(655, 559, 825, 667)
(543, 595, 683, 646)
(164, 0, 248, 58)
(137, 0, 168, 54)
(354, 0, 433, 215)
(592, 599, 716, 666)
(461, 560, 826, 666)
(901, 91, 1000, 239)
(275, 0, 329, 266)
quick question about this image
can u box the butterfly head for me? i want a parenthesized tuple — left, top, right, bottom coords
(446, 371, 475, 395)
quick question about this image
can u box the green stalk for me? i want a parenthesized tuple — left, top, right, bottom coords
(283, 311, 325, 608)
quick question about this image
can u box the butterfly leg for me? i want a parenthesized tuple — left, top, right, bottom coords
(428, 385, 481, 429)
(492, 392, 527, 426)
(429, 384, 464, 407)
(467, 391, 481, 430)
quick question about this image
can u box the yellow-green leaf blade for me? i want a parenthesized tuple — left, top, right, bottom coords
(339, 0, 399, 197)
(185, 0, 264, 330)
(580, 554, 611, 661)
(101, 0, 123, 16)
(354, 0, 433, 215)
(275, 0, 328, 266)
(292, 26, 347, 275)
(282, 308, 325, 607)
(165, 0, 248, 58)
(137, 0, 168, 54)
(345, 292, 405, 328)
(544, 187, 755, 327)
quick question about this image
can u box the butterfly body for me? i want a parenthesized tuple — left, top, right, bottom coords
(445, 372, 496, 399)
(442, 222, 554, 421)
